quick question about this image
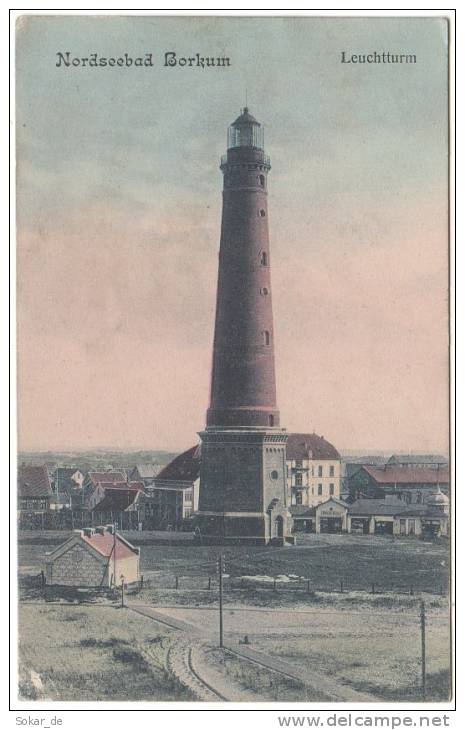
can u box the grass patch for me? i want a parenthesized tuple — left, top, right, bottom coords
(18, 604, 192, 701)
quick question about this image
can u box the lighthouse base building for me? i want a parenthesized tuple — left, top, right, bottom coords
(197, 428, 293, 545)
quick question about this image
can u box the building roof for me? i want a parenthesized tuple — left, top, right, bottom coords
(91, 489, 141, 512)
(386, 454, 448, 466)
(85, 471, 126, 486)
(360, 465, 449, 485)
(156, 445, 201, 482)
(286, 433, 340, 461)
(97, 480, 144, 492)
(148, 480, 194, 492)
(18, 465, 53, 498)
(349, 499, 434, 517)
(132, 464, 159, 479)
(46, 526, 138, 562)
(81, 530, 137, 559)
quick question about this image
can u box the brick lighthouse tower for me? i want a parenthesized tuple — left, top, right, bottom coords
(197, 108, 292, 545)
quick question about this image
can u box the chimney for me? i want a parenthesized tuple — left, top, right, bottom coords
(105, 524, 114, 535)
(95, 526, 105, 535)
(82, 527, 93, 538)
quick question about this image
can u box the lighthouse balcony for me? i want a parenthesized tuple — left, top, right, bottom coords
(221, 150, 271, 169)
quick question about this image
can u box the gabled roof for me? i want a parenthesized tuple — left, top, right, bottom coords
(46, 528, 138, 562)
(132, 464, 159, 479)
(286, 433, 340, 461)
(156, 445, 201, 482)
(18, 465, 53, 498)
(360, 465, 449, 485)
(81, 530, 138, 559)
(315, 497, 349, 510)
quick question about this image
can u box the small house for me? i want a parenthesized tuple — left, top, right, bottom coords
(44, 525, 140, 587)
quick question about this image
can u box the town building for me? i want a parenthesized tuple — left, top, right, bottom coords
(44, 525, 140, 587)
(53, 467, 84, 490)
(17, 465, 53, 528)
(82, 470, 127, 492)
(385, 454, 448, 469)
(286, 433, 341, 507)
(290, 489, 449, 537)
(82, 470, 128, 506)
(129, 464, 161, 486)
(347, 464, 449, 503)
(51, 467, 85, 510)
(135, 445, 200, 529)
(88, 480, 145, 511)
(290, 497, 349, 534)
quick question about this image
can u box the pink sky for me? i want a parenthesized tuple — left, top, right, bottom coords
(16, 16, 449, 455)
(17, 187, 449, 454)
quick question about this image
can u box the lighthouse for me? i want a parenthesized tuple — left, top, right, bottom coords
(196, 108, 292, 545)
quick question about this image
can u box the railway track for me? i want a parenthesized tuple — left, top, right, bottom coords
(166, 639, 227, 702)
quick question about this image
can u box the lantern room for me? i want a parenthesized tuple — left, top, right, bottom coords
(227, 107, 265, 150)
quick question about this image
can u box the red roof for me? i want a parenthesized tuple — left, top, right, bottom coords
(362, 465, 449, 485)
(81, 531, 137, 559)
(156, 445, 201, 482)
(286, 433, 340, 460)
(18, 465, 53, 498)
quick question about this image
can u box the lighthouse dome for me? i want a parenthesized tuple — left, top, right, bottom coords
(232, 107, 260, 126)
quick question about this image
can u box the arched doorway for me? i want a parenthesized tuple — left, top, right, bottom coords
(275, 515, 284, 538)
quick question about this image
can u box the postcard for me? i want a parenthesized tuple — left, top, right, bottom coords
(14, 13, 452, 710)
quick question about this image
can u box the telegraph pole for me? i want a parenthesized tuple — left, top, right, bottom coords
(420, 600, 426, 700)
(218, 553, 224, 648)
(113, 522, 117, 589)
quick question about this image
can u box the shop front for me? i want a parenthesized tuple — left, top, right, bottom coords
(315, 499, 348, 534)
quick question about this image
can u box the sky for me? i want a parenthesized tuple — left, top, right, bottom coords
(16, 15, 449, 454)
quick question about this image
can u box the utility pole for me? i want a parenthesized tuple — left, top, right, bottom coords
(420, 600, 426, 700)
(113, 522, 117, 589)
(120, 575, 125, 608)
(218, 553, 224, 648)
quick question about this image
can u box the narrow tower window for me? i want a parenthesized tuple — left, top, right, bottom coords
(260, 252, 268, 266)
(269, 416, 275, 427)
(263, 330, 270, 346)
(259, 174, 265, 187)
(259, 209, 266, 217)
